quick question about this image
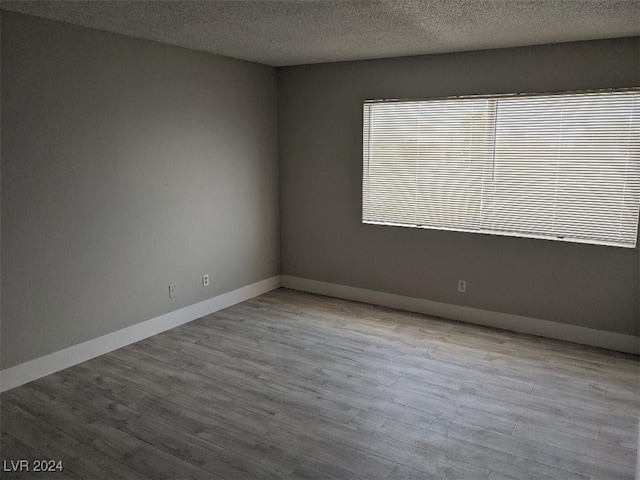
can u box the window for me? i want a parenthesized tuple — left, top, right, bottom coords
(362, 89, 640, 248)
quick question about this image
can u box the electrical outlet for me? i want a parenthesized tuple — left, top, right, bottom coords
(203, 274, 210, 287)
(169, 283, 176, 298)
(457, 279, 466, 293)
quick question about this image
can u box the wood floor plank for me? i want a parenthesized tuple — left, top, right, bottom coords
(1, 288, 637, 480)
(483, 352, 637, 390)
(606, 384, 640, 408)
(201, 450, 291, 480)
(17, 379, 224, 470)
(385, 464, 441, 480)
(420, 421, 588, 479)
(266, 397, 490, 479)
(430, 417, 634, 479)
(599, 423, 640, 450)
(486, 471, 519, 480)
(137, 394, 307, 476)
(461, 380, 636, 427)
(289, 457, 370, 480)
(116, 342, 364, 424)
(1, 400, 150, 480)
(511, 421, 636, 466)
(6, 387, 219, 480)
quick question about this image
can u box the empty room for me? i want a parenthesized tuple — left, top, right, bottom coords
(1, 1, 639, 479)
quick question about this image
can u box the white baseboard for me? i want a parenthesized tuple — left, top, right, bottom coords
(281, 275, 640, 355)
(0, 276, 281, 392)
(2, 273, 636, 393)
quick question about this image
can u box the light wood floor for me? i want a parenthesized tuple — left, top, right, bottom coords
(1, 289, 638, 480)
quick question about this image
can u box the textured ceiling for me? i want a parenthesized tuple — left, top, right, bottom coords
(2, 0, 639, 66)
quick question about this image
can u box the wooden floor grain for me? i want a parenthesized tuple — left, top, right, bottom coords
(1, 288, 638, 479)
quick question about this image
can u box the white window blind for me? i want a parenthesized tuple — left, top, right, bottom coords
(362, 90, 640, 248)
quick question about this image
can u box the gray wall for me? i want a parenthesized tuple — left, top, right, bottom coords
(278, 38, 640, 337)
(1, 12, 279, 368)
